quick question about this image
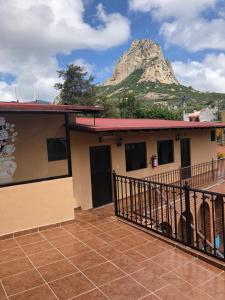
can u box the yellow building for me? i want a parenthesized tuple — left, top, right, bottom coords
(0, 102, 225, 238)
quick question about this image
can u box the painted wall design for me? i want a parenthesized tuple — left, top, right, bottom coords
(0, 117, 18, 183)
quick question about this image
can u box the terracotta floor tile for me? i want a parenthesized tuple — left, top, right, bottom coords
(0, 258, 33, 279)
(0, 248, 25, 264)
(155, 284, 190, 300)
(124, 249, 147, 263)
(109, 228, 134, 239)
(111, 254, 142, 274)
(161, 272, 193, 294)
(140, 259, 169, 277)
(84, 237, 108, 250)
(49, 235, 79, 247)
(69, 251, 106, 271)
(29, 249, 64, 267)
(135, 241, 166, 258)
(100, 275, 149, 300)
(83, 262, 125, 286)
(96, 245, 121, 260)
(109, 240, 130, 252)
(195, 259, 223, 275)
(0, 239, 17, 252)
(2, 269, 44, 296)
(131, 268, 167, 292)
(9, 284, 57, 300)
(141, 294, 159, 300)
(97, 233, 116, 243)
(63, 224, 83, 235)
(0, 282, 7, 299)
(187, 288, 213, 300)
(57, 242, 90, 258)
(98, 221, 121, 232)
(41, 228, 69, 240)
(174, 262, 215, 286)
(199, 276, 225, 299)
(72, 230, 93, 241)
(38, 259, 78, 282)
(49, 272, 94, 300)
(86, 227, 103, 236)
(119, 234, 148, 248)
(15, 233, 44, 246)
(72, 289, 107, 300)
(21, 240, 54, 256)
(152, 249, 190, 270)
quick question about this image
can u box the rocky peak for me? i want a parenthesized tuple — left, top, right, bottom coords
(104, 39, 179, 86)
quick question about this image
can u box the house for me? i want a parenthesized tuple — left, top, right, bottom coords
(183, 107, 218, 122)
(1, 102, 225, 238)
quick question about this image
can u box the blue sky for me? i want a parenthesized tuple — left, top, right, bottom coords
(0, 0, 225, 101)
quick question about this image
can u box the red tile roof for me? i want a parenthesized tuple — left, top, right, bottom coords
(0, 102, 103, 113)
(72, 117, 225, 132)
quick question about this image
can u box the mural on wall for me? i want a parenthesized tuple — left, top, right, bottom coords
(0, 117, 18, 184)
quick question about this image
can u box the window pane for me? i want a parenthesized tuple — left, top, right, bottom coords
(125, 142, 147, 171)
(0, 113, 69, 186)
(210, 129, 216, 141)
(47, 138, 67, 161)
(157, 140, 174, 165)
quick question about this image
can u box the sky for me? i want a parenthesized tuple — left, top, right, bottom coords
(1, 0, 225, 102)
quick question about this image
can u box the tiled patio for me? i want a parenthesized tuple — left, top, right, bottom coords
(0, 205, 225, 300)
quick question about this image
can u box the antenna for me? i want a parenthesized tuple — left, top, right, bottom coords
(33, 89, 36, 102)
(14, 87, 19, 102)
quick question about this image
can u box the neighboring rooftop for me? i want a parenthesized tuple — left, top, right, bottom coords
(0, 102, 103, 114)
(72, 117, 225, 132)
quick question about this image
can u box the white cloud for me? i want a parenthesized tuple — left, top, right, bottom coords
(160, 18, 225, 52)
(129, 0, 216, 19)
(172, 53, 225, 93)
(73, 59, 95, 75)
(129, 0, 225, 52)
(0, 0, 130, 102)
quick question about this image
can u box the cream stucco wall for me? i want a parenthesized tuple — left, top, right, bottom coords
(1, 113, 68, 183)
(0, 177, 74, 236)
(0, 113, 75, 237)
(70, 129, 217, 210)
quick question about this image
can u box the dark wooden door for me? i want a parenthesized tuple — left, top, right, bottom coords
(90, 145, 112, 208)
(180, 138, 191, 179)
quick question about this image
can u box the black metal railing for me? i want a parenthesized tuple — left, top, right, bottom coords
(113, 172, 225, 261)
(143, 158, 225, 189)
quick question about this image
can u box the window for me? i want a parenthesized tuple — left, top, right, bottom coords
(125, 142, 147, 171)
(47, 138, 67, 161)
(210, 129, 216, 141)
(157, 140, 174, 165)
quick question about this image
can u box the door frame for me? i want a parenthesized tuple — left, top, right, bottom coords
(180, 138, 191, 180)
(89, 145, 113, 208)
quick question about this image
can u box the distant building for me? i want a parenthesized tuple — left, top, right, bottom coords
(183, 107, 218, 122)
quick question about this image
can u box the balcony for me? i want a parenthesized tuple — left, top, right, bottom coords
(1, 204, 225, 300)
(113, 158, 225, 263)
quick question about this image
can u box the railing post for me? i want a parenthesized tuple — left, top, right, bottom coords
(212, 158, 215, 181)
(179, 167, 182, 186)
(184, 181, 192, 246)
(112, 171, 118, 216)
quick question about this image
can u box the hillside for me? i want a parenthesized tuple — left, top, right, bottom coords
(98, 39, 225, 113)
(98, 68, 225, 113)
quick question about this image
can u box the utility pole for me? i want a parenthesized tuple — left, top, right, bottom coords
(182, 96, 187, 121)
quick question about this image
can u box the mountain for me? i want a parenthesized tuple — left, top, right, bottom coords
(104, 39, 178, 86)
(98, 39, 225, 111)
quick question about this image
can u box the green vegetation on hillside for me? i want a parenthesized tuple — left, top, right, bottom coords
(97, 69, 225, 114)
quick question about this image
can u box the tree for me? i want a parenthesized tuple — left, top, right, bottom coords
(54, 64, 96, 105)
(118, 94, 142, 118)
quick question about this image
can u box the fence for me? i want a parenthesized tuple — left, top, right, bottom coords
(143, 158, 225, 188)
(113, 172, 225, 261)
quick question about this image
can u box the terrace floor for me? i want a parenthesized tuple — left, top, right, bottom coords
(1, 205, 225, 300)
